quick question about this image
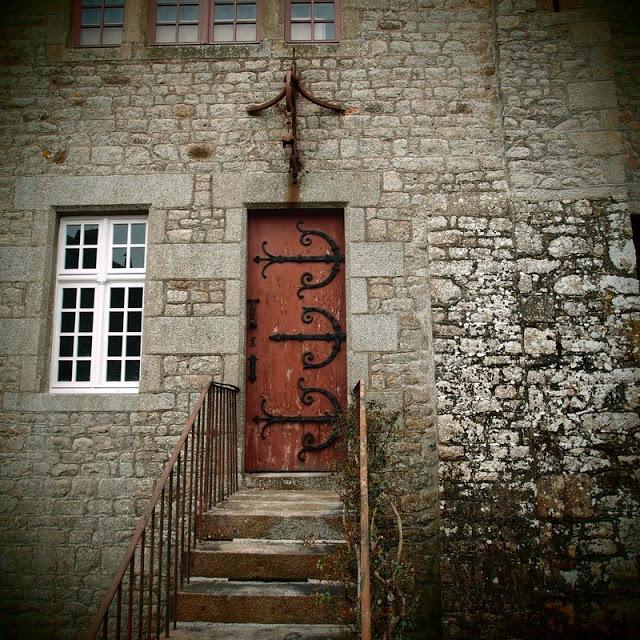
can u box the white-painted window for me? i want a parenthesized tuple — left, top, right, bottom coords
(50, 215, 147, 393)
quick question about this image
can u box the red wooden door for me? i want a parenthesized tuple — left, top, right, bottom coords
(245, 210, 346, 472)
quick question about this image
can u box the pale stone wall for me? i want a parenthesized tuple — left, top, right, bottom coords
(437, 1, 640, 636)
(0, 0, 638, 639)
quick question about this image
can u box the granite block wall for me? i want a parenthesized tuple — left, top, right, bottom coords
(0, 0, 638, 639)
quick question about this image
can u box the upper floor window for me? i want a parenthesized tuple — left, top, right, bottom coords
(152, 0, 258, 44)
(50, 216, 147, 393)
(74, 0, 126, 47)
(286, 1, 338, 43)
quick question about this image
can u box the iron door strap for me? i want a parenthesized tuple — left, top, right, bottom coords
(253, 221, 345, 298)
(253, 377, 342, 461)
(270, 307, 346, 369)
(247, 298, 259, 329)
(248, 354, 258, 383)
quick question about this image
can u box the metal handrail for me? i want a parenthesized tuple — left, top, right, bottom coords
(354, 380, 372, 640)
(84, 380, 240, 640)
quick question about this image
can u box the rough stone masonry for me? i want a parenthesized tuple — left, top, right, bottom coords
(0, 0, 638, 639)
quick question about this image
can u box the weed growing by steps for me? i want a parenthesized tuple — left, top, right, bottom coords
(320, 401, 418, 639)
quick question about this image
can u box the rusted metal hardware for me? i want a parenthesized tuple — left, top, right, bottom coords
(248, 353, 258, 383)
(247, 55, 345, 183)
(253, 221, 345, 298)
(253, 377, 341, 461)
(270, 306, 346, 369)
(247, 298, 260, 329)
(84, 380, 240, 640)
(354, 380, 372, 640)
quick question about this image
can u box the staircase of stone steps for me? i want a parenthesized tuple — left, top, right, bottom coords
(171, 485, 351, 639)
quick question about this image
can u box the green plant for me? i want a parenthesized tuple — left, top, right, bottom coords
(327, 401, 418, 639)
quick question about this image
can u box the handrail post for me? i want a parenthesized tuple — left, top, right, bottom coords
(356, 380, 372, 640)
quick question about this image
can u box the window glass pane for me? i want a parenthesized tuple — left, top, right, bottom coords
(58, 361, 73, 382)
(128, 311, 142, 333)
(102, 27, 123, 45)
(314, 2, 334, 19)
(179, 5, 199, 22)
(157, 0, 176, 4)
(214, 4, 234, 20)
(76, 360, 91, 381)
(107, 360, 121, 381)
(79, 311, 93, 332)
(178, 24, 198, 42)
(113, 224, 128, 244)
(125, 360, 140, 382)
(314, 22, 335, 40)
(236, 23, 256, 41)
(157, 6, 177, 22)
(65, 248, 80, 269)
(83, 247, 97, 269)
(105, 0, 125, 4)
(237, 4, 256, 20)
(155, 25, 176, 43)
(59, 336, 74, 357)
(126, 335, 141, 356)
(66, 225, 81, 245)
(80, 288, 95, 308)
(108, 336, 123, 357)
(80, 28, 101, 46)
(83, 0, 104, 6)
(110, 287, 125, 308)
(290, 23, 312, 40)
(84, 224, 99, 245)
(131, 223, 146, 244)
(62, 288, 77, 309)
(77, 336, 93, 357)
(110, 311, 124, 332)
(104, 7, 124, 24)
(61, 312, 75, 333)
(130, 247, 145, 269)
(112, 248, 127, 268)
(129, 287, 143, 308)
(291, 3, 311, 20)
(213, 24, 234, 41)
(81, 8, 101, 26)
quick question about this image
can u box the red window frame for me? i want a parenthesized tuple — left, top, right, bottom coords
(149, 0, 260, 45)
(285, 0, 339, 44)
(72, 0, 126, 48)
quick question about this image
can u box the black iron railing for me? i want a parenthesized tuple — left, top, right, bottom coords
(84, 381, 239, 640)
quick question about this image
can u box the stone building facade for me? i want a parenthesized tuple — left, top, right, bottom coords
(0, 0, 638, 638)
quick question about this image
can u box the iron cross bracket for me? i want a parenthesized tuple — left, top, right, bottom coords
(247, 54, 346, 183)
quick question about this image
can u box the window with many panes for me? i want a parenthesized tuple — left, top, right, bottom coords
(51, 216, 147, 393)
(286, 0, 338, 42)
(152, 0, 258, 44)
(73, 0, 126, 47)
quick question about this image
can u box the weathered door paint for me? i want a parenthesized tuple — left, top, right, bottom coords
(245, 210, 346, 472)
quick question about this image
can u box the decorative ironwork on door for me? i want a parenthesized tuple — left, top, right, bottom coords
(245, 210, 346, 472)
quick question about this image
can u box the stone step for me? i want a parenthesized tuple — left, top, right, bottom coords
(175, 579, 348, 625)
(190, 539, 345, 580)
(244, 473, 338, 491)
(169, 621, 349, 640)
(197, 489, 343, 540)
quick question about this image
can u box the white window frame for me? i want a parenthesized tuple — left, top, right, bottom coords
(50, 215, 147, 394)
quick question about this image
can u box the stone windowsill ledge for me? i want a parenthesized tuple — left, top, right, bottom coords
(2, 392, 176, 413)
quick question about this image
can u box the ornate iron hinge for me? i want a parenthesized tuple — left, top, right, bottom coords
(253, 378, 341, 461)
(254, 221, 345, 298)
(270, 307, 346, 369)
